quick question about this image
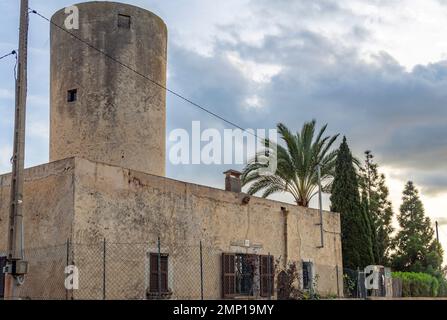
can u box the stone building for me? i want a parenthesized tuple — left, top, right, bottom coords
(0, 1, 343, 300)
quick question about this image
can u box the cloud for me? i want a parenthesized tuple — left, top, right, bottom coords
(2, 0, 447, 199)
(161, 2, 447, 198)
(0, 89, 14, 99)
(0, 145, 12, 174)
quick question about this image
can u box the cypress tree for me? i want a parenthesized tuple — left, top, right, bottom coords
(331, 137, 374, 270)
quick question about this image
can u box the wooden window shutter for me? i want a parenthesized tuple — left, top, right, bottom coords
(161, 256, 168, 292)
(149, 253, 168, 293)
(260, 255, 274, 297)
(222, 253, 236, 298)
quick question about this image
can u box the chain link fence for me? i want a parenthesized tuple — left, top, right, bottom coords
(343, 267, 403, 298)
(14, 244, 68, 300)
(1, 240, 343, 300)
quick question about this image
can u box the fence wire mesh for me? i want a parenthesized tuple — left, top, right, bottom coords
(343, 268, 367, 298)
(1, 240, 343, 300)
(12, 244, 68, 300)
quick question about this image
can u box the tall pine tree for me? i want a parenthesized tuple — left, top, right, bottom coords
(331, 137, 374, 270)
(392, 181, 443, 274)
(374, 173, 394, 265)
(359, 151, 394, 265)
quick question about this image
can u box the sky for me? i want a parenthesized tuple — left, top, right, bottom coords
(1, 0, 447, 261)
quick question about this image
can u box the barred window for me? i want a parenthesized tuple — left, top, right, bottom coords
(302, 261, 313, 290)
(222, 253, 274, 299)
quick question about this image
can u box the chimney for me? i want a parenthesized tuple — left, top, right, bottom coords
(224, 170, 242, 193)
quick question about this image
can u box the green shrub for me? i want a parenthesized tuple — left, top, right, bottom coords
(438, 278, 447, 297)
(392, 272, 439, 297)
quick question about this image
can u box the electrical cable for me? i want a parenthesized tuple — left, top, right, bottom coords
(0, 50, 16, 61)
(29, 9, 263, 142)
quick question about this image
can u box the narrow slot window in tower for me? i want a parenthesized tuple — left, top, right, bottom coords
(67, 89, 77, 103)
(118, 14, 131, 29)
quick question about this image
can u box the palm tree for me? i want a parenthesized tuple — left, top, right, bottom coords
(241, 120, 339, 207)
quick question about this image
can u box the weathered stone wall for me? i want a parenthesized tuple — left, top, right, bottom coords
(0, 157, 343, 299)
(0, 159, 75, 299)
(50, 2, 167, 176)
(72, 158, 343, 299)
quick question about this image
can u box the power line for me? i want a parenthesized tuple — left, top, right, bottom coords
(30, 9, 263, 141)
(0, 50, 17, 61)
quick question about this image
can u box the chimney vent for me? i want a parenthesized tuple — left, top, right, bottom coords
(224, 170, 242, 193)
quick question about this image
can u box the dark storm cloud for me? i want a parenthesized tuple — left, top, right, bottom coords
(166, 18, 447, 194)
(389, 170, 447, 196)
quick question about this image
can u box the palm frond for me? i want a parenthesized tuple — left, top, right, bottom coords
(241, 120, 339, 207)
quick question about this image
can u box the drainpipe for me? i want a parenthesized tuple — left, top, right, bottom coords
(317, 164, 324, 248)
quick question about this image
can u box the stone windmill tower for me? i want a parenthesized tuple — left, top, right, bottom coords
(50, 1, 167, 176)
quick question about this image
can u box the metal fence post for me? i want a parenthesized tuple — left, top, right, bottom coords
(200, 240, 204, 300)
(65, 238, 70, 300)
(356, 268, 360, 299)
(336, 265, 340, 297)
(157, 237, 161, 299)
(103, 238, 106, 300)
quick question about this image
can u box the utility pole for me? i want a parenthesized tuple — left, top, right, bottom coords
(317, 163, 324, 248)
(4, 0, 29, 299)
(435, 221, 439, 243)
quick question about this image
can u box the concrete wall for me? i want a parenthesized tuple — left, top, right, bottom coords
(0, 159, 75, 299)
(50, 2, 167, 176)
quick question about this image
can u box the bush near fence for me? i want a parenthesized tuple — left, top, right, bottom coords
(392, 272, 439, 297)
(438, 279, 447, 297)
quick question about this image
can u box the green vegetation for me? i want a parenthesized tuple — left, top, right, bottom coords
(359, 151, 394, 266)
(275, 260, 321, 300)
(242, 119, 446, 297)
(391, 181, 443, 275)
(331, 137, 374, 269)
(392, 272, 439, 297)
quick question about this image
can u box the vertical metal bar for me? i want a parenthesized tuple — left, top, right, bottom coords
(356, 269, 360, 298)
(103, 238, 106, 300)
(65, 238, 69, 300)
(335, 264, 340, 297)
(267, 252, 271, 300)
(157, 237, 161, 299)
(309, 261, 314, 298)
(317, 164, 324, 248)
(200, 241, 204, 300)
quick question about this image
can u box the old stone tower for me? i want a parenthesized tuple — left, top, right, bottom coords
(50, 2, 167, 176)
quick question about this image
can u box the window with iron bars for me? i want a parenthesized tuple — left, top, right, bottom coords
(222, 253, 274, 298)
